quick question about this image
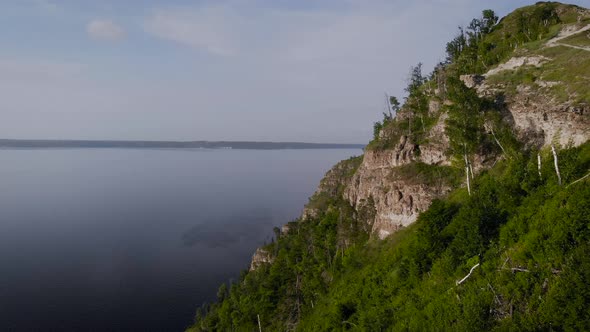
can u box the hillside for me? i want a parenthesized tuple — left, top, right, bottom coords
(187, 2, 590, 331)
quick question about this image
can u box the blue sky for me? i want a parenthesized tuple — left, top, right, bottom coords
(1, 0, 589, 142)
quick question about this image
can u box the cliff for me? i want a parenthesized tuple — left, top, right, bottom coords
(193, 3, 590, 331)
(293, 5, 590, 241)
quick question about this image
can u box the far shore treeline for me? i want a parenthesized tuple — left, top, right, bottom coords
(0, 139, 364, 150)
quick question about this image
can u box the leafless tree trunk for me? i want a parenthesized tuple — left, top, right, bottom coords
(537, 153, 542, 179)
(464, 153, 472, 196)
(421, 115, 425, 133)
(456, 263, 480, 285)
(491, 128, 507, 157)
(567, 172, 590, 187)
(257, 314, 262, 332)
(487, 283, 502, 306)
(295, 274, 301, 321)
(384, 92, 392, 118)
(551, 145, 562, 185)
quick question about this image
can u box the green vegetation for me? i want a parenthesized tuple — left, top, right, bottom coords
(190, 194, 372, 331)
(560, 30, 590, 47)
(298, 143, 590, 331)
(367, 63, 440, 151)
(190, 139, 590, 331)
(538, 45, 590, 103)
(446, 1, 583, 76)
(392, 162, 462, 187)
(190, 136, 590, 332)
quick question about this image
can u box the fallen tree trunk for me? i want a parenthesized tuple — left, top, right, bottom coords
(567, 172, 590, 188)
(456, 263, 480, 285)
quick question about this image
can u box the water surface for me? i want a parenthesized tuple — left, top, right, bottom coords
(0, 148, 360, 331)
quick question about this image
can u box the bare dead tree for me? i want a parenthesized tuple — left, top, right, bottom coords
(464, 153, 472, 196)
(456, 263, 480, 285)
(490, 128, 507, 158)
(538, 153, 542, 179)
(567, 172, 590, 188)
(551, 144, 562, 185)
(488, 283, 502, 306)
(384, 92, 392, 118)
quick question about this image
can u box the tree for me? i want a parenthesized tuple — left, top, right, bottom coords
(373, 121, 383, 140)
(405, 63, 426, 96)
(444, 77, 487, 195)
(404, 63, 429, 139)
(389, 96, 401, 117)
(217, 283, 228, 302)
(481, 9, 498, 34)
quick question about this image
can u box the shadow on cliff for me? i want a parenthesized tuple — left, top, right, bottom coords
(494, 91, 546, 148)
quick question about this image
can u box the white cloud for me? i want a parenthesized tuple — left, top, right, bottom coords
(144, 6, 239, 56)
(87, 19, 126, 41)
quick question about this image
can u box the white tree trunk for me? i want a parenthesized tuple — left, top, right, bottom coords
(491, 128, 507, 157)
(551, 145, 562, 185)
(456, 263, 480, 285)
(464, 153, 471, 196)
(567, 172, 590, 188)
(257, 314, 262, 332)
(537, 153, 542, 179)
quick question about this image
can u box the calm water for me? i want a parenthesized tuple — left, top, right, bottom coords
(0, 148, 360, 331)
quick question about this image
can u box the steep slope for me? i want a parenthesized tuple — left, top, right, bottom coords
(351, 1, 590, 239)
(188, 2, 590, 331)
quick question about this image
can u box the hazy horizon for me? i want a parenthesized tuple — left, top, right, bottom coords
(3, 0, 589, 143)
(0, 137, 366, 144)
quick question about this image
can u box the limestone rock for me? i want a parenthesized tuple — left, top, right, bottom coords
(249, 248, 273, 271)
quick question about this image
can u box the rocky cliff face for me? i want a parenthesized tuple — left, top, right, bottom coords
(465, 74, 590, 148)
(301, 156, 362, 221)
(501, 86, 588, 148)
(308, 52, 589, 240)
(250, 22, 590, 269)
(344, 131, 454, 239)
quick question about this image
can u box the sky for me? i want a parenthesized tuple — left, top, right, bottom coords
(1, 0, 589, 143)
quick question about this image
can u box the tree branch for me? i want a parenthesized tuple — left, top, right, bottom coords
(456, 263, 480, 285)
(566, 172, 590, 188)
(491, 128, 508, 158)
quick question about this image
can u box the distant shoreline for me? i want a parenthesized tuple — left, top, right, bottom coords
(0, 139, 365, 150)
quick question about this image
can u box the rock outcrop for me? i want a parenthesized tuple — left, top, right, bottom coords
(301, 156, 361, 221)
(506, 86, 589, 147)
(249, 248, 273, 271)
(344, 132, 453, 239)
(461, 68, 590, 148)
